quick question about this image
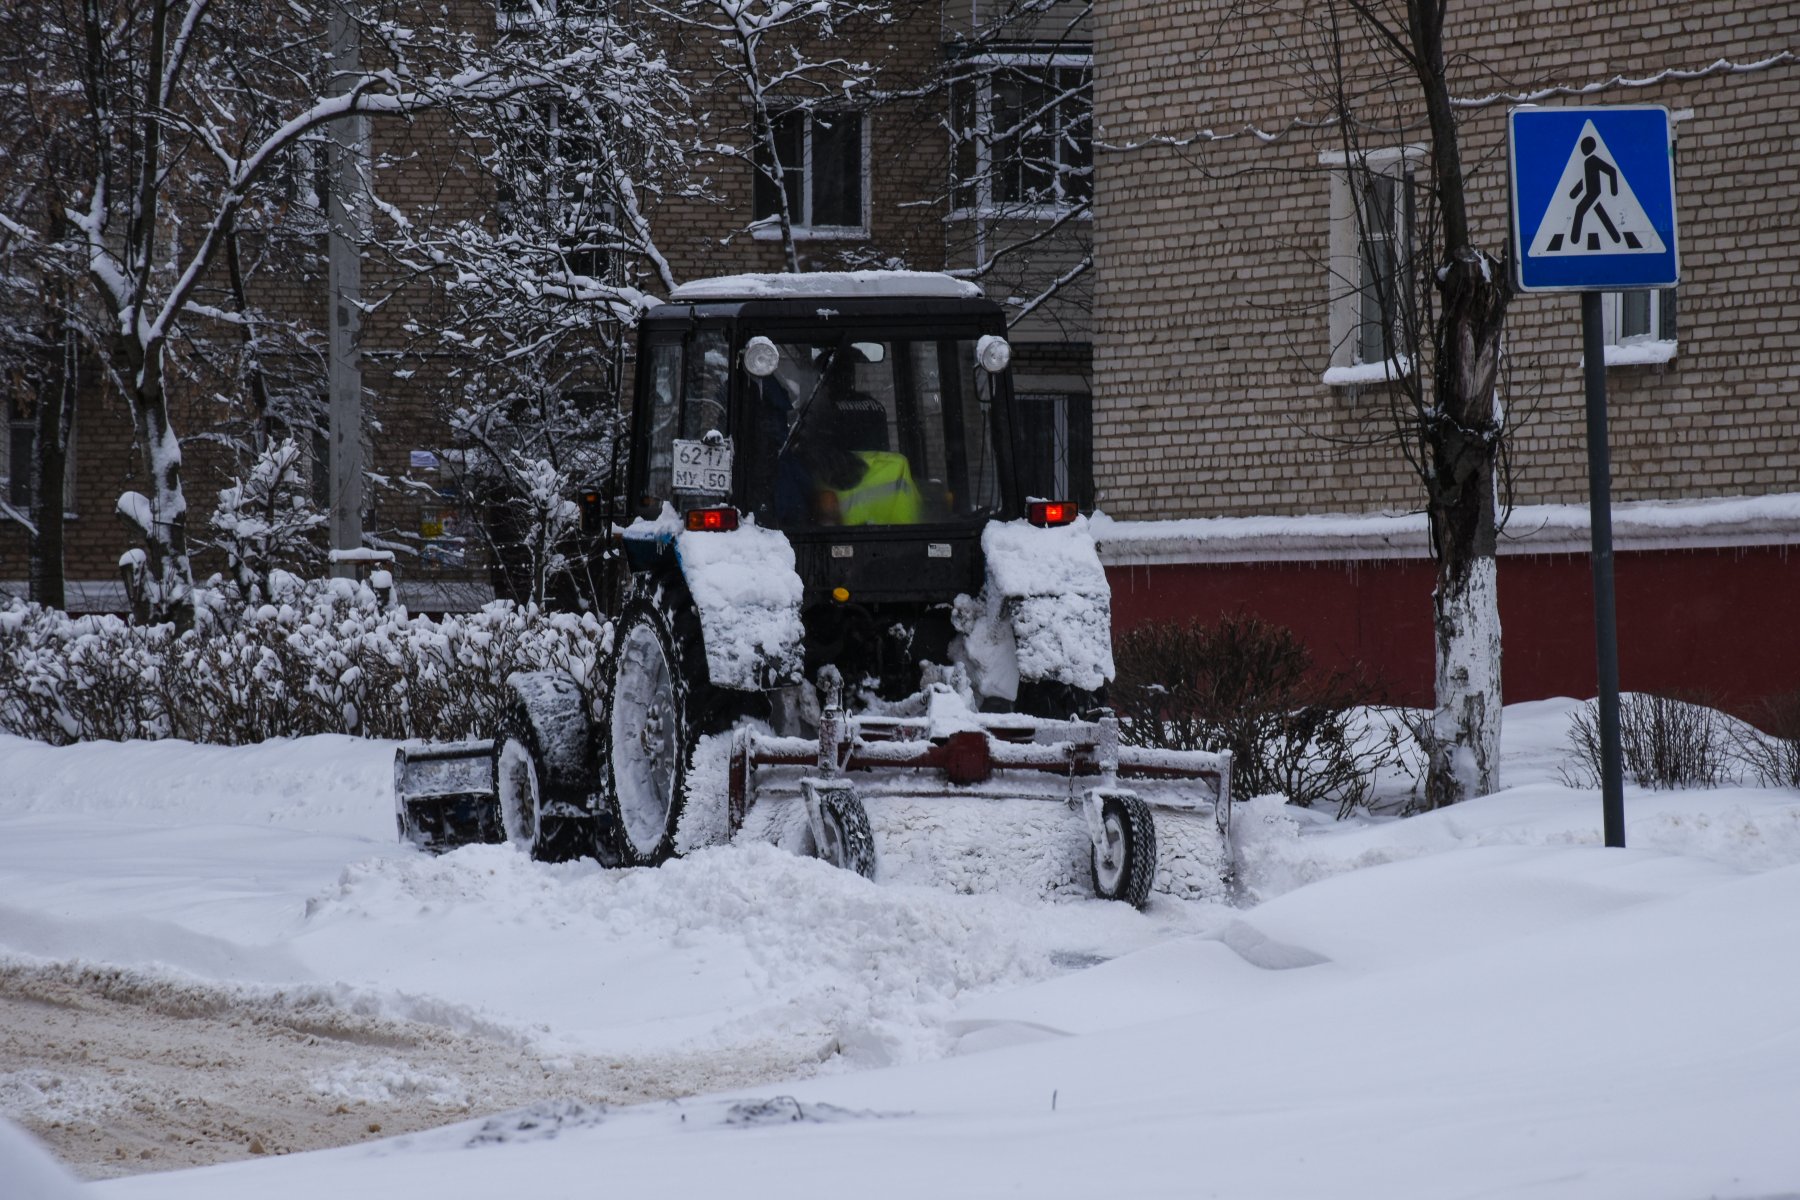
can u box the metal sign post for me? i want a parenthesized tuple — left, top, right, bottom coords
(1508, 104, 1680, 850)
(1579, 291, 1626, 847)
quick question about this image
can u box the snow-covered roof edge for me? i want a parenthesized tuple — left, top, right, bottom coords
(667, 271, 985, 303)
(1092, 492, 1800, 566)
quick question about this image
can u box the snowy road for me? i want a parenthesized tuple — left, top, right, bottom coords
(3, 700, 1800, 1197)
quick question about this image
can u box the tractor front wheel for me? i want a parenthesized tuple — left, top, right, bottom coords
(496, 696, 589, 863)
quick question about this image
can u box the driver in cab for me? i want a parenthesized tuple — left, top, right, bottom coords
(780, 350, 924, 527)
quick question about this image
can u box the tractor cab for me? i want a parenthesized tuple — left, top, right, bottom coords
(624, 272, 1026, 608)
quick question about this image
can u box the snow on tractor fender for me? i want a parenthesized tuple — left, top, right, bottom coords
(622, 506, 805, 691)
(953, 514, 1114, 704)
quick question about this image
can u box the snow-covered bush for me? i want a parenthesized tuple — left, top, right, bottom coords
(0, 584, 610, 746)
(1564, 693, 1732, 791)
(1111, 614, 1409, 817)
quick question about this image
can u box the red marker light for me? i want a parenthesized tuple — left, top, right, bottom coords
(1027, 501, 1076, 528)
(684, 506, 741, 532)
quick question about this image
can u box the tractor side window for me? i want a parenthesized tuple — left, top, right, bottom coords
(957, 347, 1001, 513)
(641, 339, 682, 509)
(683, 329, 729, 441)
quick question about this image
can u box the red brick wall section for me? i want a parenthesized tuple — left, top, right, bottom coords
(1107, 546, 1800, 718)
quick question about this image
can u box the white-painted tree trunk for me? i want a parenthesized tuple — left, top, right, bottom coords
(1428, 554, 1502, 806)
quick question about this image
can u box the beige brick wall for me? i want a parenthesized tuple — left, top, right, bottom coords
(1093, 0, 1800, 521)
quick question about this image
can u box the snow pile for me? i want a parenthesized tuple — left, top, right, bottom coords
(0, 582, 608, 745)
(0, 1120, 82, 1200)
(675, 522, 804, 690)
(3, 700, 1800, 1196)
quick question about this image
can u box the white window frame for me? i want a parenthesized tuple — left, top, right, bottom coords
(1600, 289, 1677, 367)
(950, 51, 1093, 223)
(750, 109, 871, 241)
(1322, 145, 1423, 387)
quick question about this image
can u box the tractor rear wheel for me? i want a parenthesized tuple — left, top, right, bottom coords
(1090, 793, 1157, 908)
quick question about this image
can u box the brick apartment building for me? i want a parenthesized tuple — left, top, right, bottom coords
(6, 1, 1792, 711)
(1090, 1, 1800, 712)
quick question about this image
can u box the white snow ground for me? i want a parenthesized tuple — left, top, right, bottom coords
(1, 697, 1798, 1198)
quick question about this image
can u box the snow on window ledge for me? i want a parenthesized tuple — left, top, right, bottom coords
(1604, 339, 1677, 368)
(750, 224, 870, 242)
(1322, 356, 1413, 388)
(947, 205, 1092, 224)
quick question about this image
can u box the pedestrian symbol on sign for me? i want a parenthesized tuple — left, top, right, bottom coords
(1527, 120, 1666, 259)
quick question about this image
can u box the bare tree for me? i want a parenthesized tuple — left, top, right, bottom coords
(0, 0, 677, 626)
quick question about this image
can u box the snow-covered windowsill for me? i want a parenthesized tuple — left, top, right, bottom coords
(750, 225, 869, 242)
(947, 205, 1092, 224)
(1322, 356, 1413, 388)
(1604, 339, 1677, 368)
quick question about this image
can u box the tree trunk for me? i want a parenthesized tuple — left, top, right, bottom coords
(1404, 0, 1512, 807)
(28, 326, 75, 610)
(115, 334, 195, 629)
(1422, 250, 1509, 807)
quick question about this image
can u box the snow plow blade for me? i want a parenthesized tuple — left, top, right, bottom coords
(728, 686, 1233, 906)
(393, 739, 503, 852)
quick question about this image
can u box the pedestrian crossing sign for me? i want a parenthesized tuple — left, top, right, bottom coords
(1508, 105, 1678, 293)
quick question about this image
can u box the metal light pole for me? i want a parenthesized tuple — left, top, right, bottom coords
(327, 2, 366, 578)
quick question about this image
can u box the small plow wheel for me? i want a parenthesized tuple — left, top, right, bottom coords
(496, 736, 541, 850)
(1090, 793, 1157, 908)
(808, 784, 877, 881)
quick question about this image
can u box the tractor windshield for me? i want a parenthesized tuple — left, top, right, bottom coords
(748, 336, 1002, 530)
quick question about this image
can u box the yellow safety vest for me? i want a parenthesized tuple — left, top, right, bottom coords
(835, 451, 924, 526)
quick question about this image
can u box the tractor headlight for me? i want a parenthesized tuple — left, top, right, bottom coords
(743, 336, 780, 377)
(976, 334, 1011, 373)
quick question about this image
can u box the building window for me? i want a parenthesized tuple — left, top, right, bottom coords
(4, 423, 31, 510)
(952, 51, 1092, 218)
(1602, 289, 1677, 366)
(0, 420, 76, 517)
(752, 110, 867, 236)
(1324, 147, 1421, 386)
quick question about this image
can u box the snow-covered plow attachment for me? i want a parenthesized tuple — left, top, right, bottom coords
(729, 685, 1234, 907)
(393, 739, 503, 852)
